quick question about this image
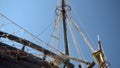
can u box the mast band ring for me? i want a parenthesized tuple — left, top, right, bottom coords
(55, 5, 71, 16)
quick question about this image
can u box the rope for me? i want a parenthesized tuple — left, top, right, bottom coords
(0, 13, 63, 56)
(67, 14, 88, 68)
(67, 15, 85, 61)
(64, 4, 95, 52)
(67, 0, 97, 50)
(72, 22, 95, 52)
(50, 13, 62, 53)
(37, 22, 52, 36)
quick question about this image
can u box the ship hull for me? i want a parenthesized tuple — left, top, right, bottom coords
(0, 42, 51, 68)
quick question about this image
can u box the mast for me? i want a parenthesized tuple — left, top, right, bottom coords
(61, 0, 72, 67)
(60, 1, 96, 68)
(61, 0, 69, 56)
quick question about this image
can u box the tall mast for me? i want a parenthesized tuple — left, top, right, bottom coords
(61, 0, 69, 56)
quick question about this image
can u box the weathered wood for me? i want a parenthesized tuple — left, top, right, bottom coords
(0, 31, 74, 68)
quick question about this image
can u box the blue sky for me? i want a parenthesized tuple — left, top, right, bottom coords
(0, 0, 120, 68)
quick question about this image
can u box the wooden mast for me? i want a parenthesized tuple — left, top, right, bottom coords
(61, 0, 69, 56)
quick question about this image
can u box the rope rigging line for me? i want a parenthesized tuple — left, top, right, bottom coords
(67, 13, 89, 68)
(50, 12, 62, 53)
(37, 22, 53, 37)
(64, 2, 95, 52)
(68, 0, 97, 50)
(72, 21, 95, 52)
(67, 15, 86, 62)
(65, 7, 93, 62)
(0, 13, 63, 54)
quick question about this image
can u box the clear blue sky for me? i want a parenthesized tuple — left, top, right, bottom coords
(0, 0, 120, 68)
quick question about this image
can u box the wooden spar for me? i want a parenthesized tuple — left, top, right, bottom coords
(0, 31, 74, 68)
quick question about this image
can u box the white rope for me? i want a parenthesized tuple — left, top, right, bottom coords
(67, 0, 97, 50)
(37, 23, 52, 36)
(73, 22, 95, 52)
(67, 14, 88, 67)
(50, 13, 62, 53)
(67, 17, 84, 60)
